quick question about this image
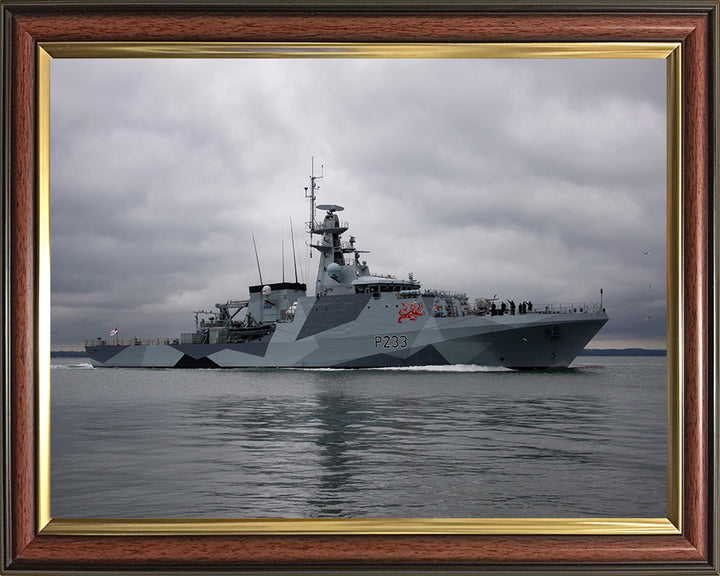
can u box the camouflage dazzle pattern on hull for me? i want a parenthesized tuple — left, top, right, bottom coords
(86, 291, 607, 369)
(86, 164, 608, 370)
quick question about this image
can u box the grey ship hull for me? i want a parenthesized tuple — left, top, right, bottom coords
(86, 165, 608, 369)
(86, 293, 607, 369)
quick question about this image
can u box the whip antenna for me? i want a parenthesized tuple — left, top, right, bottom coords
(251, 227, 263, 285)
(290, 216, 299, 283)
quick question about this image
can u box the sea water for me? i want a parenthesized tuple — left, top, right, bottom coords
(50, 356, 666, 519)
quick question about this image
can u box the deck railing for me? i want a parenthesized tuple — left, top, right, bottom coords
(481, 302, 605, 317)
(85, 337, 179, 347)
(537, 303, 606, 314)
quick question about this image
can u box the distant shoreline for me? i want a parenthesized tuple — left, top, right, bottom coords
(51, 351, 89, 357)
(580, 348, 666, 357)
(51, 348, 667, 358)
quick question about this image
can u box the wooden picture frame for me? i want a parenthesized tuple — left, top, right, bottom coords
(2, 1, 717, 573)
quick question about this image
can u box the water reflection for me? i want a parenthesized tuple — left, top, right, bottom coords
(310, 391, 362, 515)
(51, 361, 667, 518)
(174, 371, 618, 517)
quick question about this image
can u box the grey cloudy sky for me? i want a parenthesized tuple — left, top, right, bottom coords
(50, 57, 667, 350)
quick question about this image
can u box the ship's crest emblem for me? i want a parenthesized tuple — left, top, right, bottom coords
(398, 302, 423, 323)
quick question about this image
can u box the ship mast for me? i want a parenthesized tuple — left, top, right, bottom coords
(304, 157, 323, 256)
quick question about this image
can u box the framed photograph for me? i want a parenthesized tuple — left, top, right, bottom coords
(2, 1, 717, 574)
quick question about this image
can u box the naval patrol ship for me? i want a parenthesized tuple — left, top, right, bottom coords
(86, 167, 608, 369)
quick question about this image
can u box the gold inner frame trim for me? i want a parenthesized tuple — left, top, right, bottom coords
(37, 46, 52, 531)
(43, 517, 679, 536)
(665, 45, 683, 533)
(42, 41, 678, 60)
(36, 41, 682, 537)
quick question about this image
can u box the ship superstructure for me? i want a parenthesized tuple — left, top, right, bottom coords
(86, 164, 608, 369)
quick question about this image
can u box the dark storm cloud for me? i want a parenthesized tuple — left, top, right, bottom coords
(50, 57, 666, 350)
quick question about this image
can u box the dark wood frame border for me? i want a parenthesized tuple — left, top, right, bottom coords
(1, 1, 717, 573)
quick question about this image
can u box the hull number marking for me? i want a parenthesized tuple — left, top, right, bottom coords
(374, 335, 408, 349)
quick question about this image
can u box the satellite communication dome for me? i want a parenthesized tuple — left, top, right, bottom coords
(262, 285, 272, 296)
(327, 262, 342, 279)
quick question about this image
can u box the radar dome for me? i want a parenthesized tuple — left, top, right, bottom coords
(327, 263, 342, 279)
(262, 285, 271, 296)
